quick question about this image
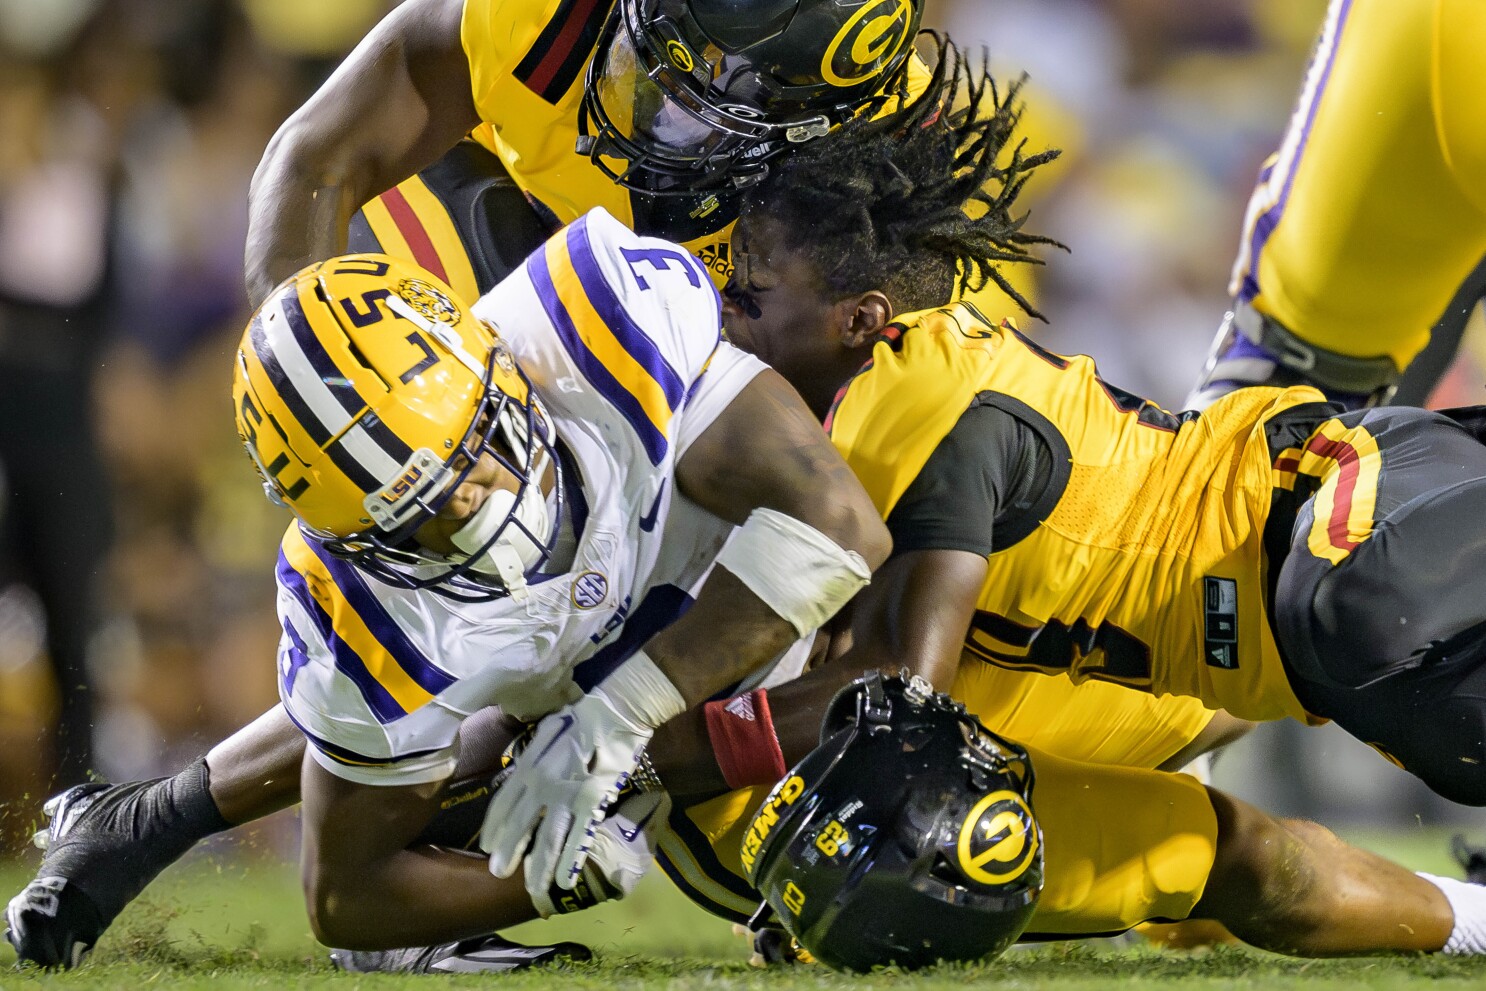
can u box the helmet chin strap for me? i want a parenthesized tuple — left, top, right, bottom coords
(447, 406, 554, 600)
(449, 482, 549, 600)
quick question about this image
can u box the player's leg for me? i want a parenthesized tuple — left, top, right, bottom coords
(1391, 256, 1486, 407)
(1023, 748, 1473, 956)
(1193, 789, 1457, 954)
(1188, 0, 1486, 410)
(1274, 408, 1486, 804)
(951, 661, 1235, 771)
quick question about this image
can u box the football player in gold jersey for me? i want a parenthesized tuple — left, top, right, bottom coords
(5, 1, 1208, 970)
(718, 34, 1486, 809)
(1188, 0, 1486, 410)
(661, 36, 1486, 959)
(244, 0, 927, 308)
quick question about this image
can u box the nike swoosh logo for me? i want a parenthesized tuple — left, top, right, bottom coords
(535, 713, 576, 762)
(616, 802, 661, 843)
(638, 481, 666, 533)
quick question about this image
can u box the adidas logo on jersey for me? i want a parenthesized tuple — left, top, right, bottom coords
(724, 694, 756, 721)
(697, 243, 734, 280)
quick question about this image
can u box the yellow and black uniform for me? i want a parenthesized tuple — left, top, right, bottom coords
(1229, 0, 1486, 379)
(655, 301, 1250, 931)
(830, 303, 1486, 805)
(831, 305, 1324, 724)
(339, 0, 1054, 319)
(347, 0, 933, 296)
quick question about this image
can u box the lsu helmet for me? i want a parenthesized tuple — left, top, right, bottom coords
(232, 254, 562, 601)
(742, 671, 1043, 972)
(579, 0, 922, 194)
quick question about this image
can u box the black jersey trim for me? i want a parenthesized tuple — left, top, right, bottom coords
(970, 391, 1072, 550)
(514, 0, 614, 104)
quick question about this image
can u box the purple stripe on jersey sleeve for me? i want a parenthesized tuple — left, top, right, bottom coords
(276, 548, 407, 723)
(527, 242, 671, 464)
(304, 537, 458, 698)
(566, 217, 688, 409)
(1238, 0, 1353, 304)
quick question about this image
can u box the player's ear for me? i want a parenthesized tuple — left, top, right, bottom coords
(841, 292, 893, 349)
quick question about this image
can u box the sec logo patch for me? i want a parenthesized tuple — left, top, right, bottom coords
(572, 571, 609, 609)
(955, 789, 1039, 886)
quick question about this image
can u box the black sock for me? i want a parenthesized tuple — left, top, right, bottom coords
(41, 756, 232, 924)
(168, 756, 233, 838)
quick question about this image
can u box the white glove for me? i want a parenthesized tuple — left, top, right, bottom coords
(529, 789, 671, 918)
(481, 651, 685, 903)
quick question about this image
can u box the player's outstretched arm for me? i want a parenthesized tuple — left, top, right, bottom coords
(648, 546, 985, 797)
(244, 0, 477, 307)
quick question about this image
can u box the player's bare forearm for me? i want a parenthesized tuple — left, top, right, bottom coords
(655, 369, 890, 706)
(244, 161, 360, 308)
(299, 756, 537, 949)
(677, 369, 889, 560)
(643, 568, 800, 710)
(649, 548, 988, 794)
(243, 0, 478, 307)
(649, 658, 856, 797)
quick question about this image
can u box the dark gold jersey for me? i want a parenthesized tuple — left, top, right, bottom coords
(827, 303, 1329, 723)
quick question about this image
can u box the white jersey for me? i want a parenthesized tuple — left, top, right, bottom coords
(274, 208, 777, 785)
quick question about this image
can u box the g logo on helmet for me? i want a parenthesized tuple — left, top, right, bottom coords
(821, 0, 913, 89)
(955, 789, 1039, 885)
(666, 40, 695, 73)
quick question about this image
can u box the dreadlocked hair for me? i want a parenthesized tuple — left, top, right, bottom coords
(741, 32, 1063, 319)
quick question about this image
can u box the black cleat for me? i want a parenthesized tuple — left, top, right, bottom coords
(1452, 834, 1486, 885)
(6, 786, 112, 968)
(6, 775, 216, 969)
(330, 934, 592, 974)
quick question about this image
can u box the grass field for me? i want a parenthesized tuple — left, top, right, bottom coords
(1, 827, 1485, 989)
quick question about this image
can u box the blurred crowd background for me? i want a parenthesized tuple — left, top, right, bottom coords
(0, 0, 1482, 852)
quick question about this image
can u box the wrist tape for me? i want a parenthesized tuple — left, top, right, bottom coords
(705, 688, 787, 790)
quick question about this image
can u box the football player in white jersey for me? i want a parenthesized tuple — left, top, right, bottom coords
(262, 212, 888, 951)
(6, 212, 887, 966)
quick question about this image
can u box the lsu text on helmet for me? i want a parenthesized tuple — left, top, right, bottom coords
(232, 254, 562, 601)
(580, 0, 922, 195)
(742, 670, 1043, 972)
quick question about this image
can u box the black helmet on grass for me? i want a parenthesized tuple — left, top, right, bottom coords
(742, 671, 1043, 972)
